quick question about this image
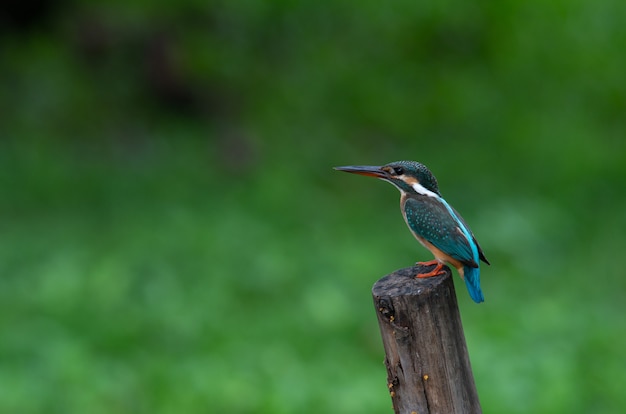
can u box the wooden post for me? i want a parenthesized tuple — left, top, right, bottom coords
(372, 264, 481, 414)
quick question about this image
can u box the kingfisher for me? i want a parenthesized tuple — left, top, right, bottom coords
(334, 160, 490, 303)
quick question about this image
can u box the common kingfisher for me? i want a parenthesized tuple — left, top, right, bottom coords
(334, 160, 490, 303)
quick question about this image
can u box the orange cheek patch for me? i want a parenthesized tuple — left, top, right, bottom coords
(403, 176, 419, 186)
(402, 175, 420, 188)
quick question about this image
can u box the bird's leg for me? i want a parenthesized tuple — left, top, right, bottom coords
(416, 259, 439, 267)
(415, 260, 447, 278)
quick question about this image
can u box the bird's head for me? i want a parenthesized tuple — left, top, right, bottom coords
(334, 160, 441, 197)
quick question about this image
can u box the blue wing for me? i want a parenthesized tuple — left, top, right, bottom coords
(450, 206, 490, 265)
(403, 196, 478, 268)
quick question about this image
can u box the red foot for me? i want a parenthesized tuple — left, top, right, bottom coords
(415, 260, 446, 278)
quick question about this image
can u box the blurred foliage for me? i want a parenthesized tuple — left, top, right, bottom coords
(1, 0, 625, 413)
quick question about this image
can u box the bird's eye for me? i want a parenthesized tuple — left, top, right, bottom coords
(393, 167, 404, 175)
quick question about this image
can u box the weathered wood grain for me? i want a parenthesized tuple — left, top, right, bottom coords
(372, 264, 481, 414)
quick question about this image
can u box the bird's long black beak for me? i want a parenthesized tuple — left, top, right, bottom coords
(333, 165, 388, 179)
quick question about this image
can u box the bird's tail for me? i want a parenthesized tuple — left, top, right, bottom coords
(463, 265, 484, 303)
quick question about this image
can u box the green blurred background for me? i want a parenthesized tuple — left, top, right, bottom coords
(1, 1, 625, 413)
